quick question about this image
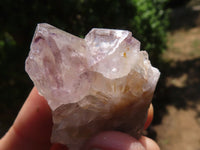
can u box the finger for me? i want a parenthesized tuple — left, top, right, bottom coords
(83, 131, 159, 150)
(0, 87, 52, 150)
(144, 104, 154, 130)
(139, 136, 160, 150)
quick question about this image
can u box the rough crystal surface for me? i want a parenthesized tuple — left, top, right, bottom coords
(25, 23, 160, 150)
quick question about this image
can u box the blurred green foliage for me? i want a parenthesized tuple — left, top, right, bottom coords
(0, 0, 169, 136)
(130, 0, 169, 61)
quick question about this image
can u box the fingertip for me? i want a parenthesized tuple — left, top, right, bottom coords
(144, 104, 154, 130)
(83, 131, 145, 150)
(139, 136, 160, 150)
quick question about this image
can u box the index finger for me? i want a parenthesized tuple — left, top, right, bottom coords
(0, 87, 52, 150)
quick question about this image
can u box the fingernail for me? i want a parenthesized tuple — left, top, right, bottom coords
(129, 142, 145, 150)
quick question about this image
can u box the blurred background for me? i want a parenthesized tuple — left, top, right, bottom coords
(0, 0, 200, 149)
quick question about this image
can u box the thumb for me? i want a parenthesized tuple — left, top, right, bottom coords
(83, 131, 160, 150)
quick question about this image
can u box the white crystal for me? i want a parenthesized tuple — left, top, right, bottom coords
(25, 23, 160, 150)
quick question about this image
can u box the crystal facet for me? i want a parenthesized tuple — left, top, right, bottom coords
(25, 23, 160, 150)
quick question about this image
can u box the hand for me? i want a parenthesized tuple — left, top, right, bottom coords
(0, 87, 159, 150)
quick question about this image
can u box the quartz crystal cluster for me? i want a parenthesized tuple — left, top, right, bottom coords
(25, 23, 160, 150)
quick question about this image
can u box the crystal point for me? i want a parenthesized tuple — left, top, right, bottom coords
(25, 23, 160, 150)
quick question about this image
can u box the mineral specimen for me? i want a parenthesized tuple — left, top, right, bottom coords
(25, 23, 160, 150)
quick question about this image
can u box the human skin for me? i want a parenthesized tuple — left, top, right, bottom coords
(0, 87, 159, 150)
